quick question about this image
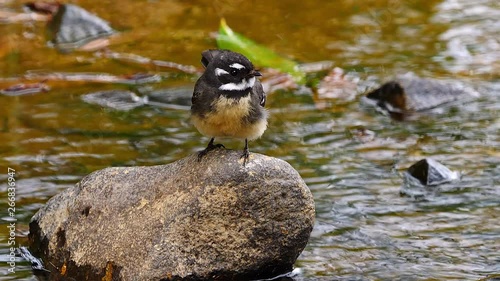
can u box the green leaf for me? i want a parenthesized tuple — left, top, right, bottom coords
(217, 18, 306, 84)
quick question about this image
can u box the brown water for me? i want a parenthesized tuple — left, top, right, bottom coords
(0, 0, 499, 280)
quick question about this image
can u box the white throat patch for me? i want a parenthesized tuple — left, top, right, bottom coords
(219, 77, 256, 91)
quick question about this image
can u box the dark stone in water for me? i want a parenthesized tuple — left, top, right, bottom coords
(47, 4, 115, 52)
(407, 158, 459, 186)
(28, 150, 315, 280)
(366, 73, 479, 118)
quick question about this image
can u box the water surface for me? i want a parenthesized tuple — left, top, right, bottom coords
(0, 0, 499, 280)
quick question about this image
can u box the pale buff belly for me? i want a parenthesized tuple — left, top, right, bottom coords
(191, 95, 268, 140)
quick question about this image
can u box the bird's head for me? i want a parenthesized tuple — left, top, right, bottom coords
(201, 50, 261, 92)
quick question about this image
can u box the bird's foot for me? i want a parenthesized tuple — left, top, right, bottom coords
(197, 139, 224, 162)
(240, 147, 250, 166)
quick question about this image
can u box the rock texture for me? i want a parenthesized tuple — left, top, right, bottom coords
(28, 149, 315, 281)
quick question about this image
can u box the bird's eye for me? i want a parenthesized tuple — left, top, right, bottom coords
(230, 69, 238, 76)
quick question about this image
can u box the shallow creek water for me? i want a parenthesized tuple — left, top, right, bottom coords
(0, 0, 499, 280)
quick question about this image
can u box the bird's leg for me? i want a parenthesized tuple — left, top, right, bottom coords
(241, 139, 250, 166)
(198, 138, 225, 161)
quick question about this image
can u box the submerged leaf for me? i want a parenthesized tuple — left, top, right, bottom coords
(314, 67, 358, 109)
(217, 18, 305, 84)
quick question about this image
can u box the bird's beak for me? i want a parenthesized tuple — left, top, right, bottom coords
(248, 70, 262, 78)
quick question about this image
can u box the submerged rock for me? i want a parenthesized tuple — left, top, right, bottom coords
(406, 158, 460, 186)
(366, 73, 479, 118)
(81, 90, 148, 111)
(46, 3, 115, 52)
(28, 149, 315, 280)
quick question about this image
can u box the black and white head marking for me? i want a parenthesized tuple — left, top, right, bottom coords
(229, 63, 245, 70)
(219, 76, 256, 91)
(215, 68, 229, 76)
(205, 50, 260, 92)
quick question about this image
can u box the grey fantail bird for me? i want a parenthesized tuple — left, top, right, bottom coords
(191, 49, 268, 166)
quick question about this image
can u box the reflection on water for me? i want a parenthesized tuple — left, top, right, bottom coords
(0, 0, 499, 280)
(433, 0, 500, 76)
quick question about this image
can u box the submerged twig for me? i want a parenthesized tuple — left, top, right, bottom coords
(100, 51, 200, 74)
(0, 10, 50, 23)
(23, 71, 161, 84)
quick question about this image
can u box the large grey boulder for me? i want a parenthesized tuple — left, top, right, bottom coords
(28, 149, 315, 280)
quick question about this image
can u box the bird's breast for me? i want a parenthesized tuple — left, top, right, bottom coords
(212, 95, 252, 119)
(191, 95, 267, 140)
